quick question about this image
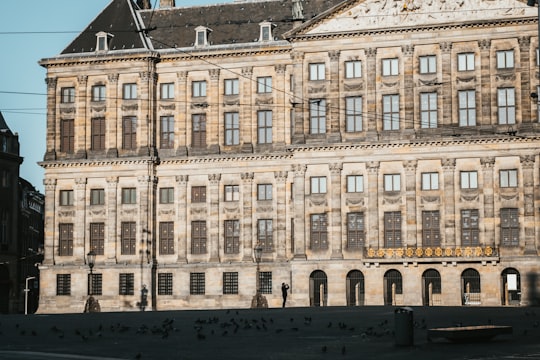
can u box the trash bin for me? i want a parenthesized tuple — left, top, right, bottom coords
(394, 306, 414, 346)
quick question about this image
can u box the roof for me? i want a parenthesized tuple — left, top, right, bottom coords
(0, 111, 13, 135)
(61, 0, 344, 55)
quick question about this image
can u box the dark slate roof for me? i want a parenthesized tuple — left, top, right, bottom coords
(0, 111, 13, 134)
(61, 0, 344, 55)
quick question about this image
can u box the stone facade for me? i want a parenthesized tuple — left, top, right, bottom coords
(38, 0, 540, 313)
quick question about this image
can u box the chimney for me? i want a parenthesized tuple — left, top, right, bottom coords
(160, 0, 176, 8)
(137, 0, 151, 9)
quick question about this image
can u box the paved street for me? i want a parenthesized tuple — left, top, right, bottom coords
(0, 306, 539, 359)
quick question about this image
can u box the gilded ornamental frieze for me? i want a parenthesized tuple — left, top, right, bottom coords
(365, 245, 498, 259)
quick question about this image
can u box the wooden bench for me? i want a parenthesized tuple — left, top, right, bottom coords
(427, 325, 513, 343)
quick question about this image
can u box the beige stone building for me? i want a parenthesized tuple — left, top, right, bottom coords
(38, 0, 540, 313)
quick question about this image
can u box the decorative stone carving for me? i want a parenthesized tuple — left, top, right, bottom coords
(274, 171, 288, 182)
(344, 82, 364, 91)
(328, 50, 340, 61)
(439, 42, 452, 53)
(209, 69, 220, 80)
(441, 158, 455, 170)
(208, 174, 221, 185)
(478, 39, 491, 51)
(176, 175, 189, 184)
(292, 164, 307, 176)
(365, 48, 377, 58)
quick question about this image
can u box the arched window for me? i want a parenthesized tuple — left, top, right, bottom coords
(384, 269, 403, 306)
(309, 270, 327, 307)
(346, 270, 365, 306)
(422, 269, 441, 306)
(501, 268, 521, 306)
(461, 268, 481, 305)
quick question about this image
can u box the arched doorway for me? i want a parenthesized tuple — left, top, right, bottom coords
(501, 268, 521, 306)
(346, 270, 365, 306)
(309, 270, 327, 306)
(383, 269, 402, 306)
(0, 265, 10, 313)
(422, 269, 441, 306)
(461, 268, 481, 305)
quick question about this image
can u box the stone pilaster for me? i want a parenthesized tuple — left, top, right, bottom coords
(519, 37, 532, 123)
(274, 65, 287, 147)
(439, 42, 452, 126)
(241, 172, 254, 260)
(208, 69, 220, 153)
(139, 71, 157, 154)
(328, 50, 341, 142)
(107, 74, 119, 157)
(329, 163, 343, 258)
(366, 161, 379, 247)
(176, 71, 188, 154)
(521, 155, 537, 254)
(480, 157, 495, 247)
(274, 171, 288, 260)
(74, 178, 87, 260)
(44, 77, 57, 160)
(404, 160, 417, 247)
(442, 158, 456, 246)
(208, 174, 221, 262)
(401, 45, 414, 130)
(176, 175, 189, 262)
(291, 51, 305, 143)
(106, 177, 118, 261)
(365, 48, 377, 134)
(240, 67, 253, 152)
(138, 175, 150, 259)
(292, 164, 307, 259)
(478, 39, 491, 125)
(43, 178, 57, 265)
(75, 76, 88, 159)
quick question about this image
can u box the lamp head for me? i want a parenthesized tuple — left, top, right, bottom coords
(87, 250, 96, 269)
(253, 243, 263, 263)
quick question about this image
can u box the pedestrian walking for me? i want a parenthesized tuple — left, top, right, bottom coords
(281, 283, 290, 308)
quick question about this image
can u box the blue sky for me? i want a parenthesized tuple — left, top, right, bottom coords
(0, 0, 224, 193)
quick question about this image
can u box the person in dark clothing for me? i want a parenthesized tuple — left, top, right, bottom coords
(281, 283, 290, 308)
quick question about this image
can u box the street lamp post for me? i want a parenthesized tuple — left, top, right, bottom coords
(84, 250, 100, 312)
(24, 276, 35, 315)
(251, 243, 268, 308)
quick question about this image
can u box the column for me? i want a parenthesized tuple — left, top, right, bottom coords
(138, 71, 157, 155)
(106, 176, 118, 261)
(480, 157, 495, 247)
(241, 67, 253, 153)
(176, 71, 188, 155)
(521, 155, 537, 254)
(401, 45, 414, 131)
(404, 160, 417, 247)
(76, 75, 88, 159)
(328, 50, 341, 142)
(241, 172, 254, 260)
(107, 74, 119, 157)
(43, 178, 57, 265)
(176, 175, 188, 262)
(274, 171, 288, 260)
(478, 39, 491, 125)
(208, 174, 221, 262)
(44, 77, 57, 161)
(138, 176, 150, 259)
(439, 42, 452, 126)
(365, 48, 377, 134)
(292, 164, 307, 259)
(208, 69, 220, 154)
(74, 178, 87, 260)
(442, 158, 456, 246)
(329, 163, 343, 259)
(290, 51, 305, 144)
(519, 37, 532, 124)
(366, 161, 379, 247)
(274, 64, 287, 148)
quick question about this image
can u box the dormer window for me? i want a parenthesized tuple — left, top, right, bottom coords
(259, 21, 274, 42)
(96, 31, 113, 52)
(195, 26, 212, 47)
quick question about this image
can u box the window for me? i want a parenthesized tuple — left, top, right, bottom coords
(224, 112, 240, 145)
(257, 77, 272, 93)
(96, 32, 112, 51)
(60, 190, 74, 206)
(309, 99, 326, 134)
(59, 223, 73, 256)
(310, 213, 328, 250)
(90, 222, 105, 255)
(382, 58, 399, 76)
(160, 116, 174, 149)
(190, 273, 205, 295)
(461, 171, 478, 189)
(257, 184, 272, 201)
(192, 114, 206, 148)
(121, 188, 137, 204)
(259, 21, 273, 41)
(195, 26, 210, 46)
(257, 219, 273, 252)
(311, 176, 327, 194)
(224, 79, 239, 95)
(420, 92, 438, 128)
(383, 95, 400, 130)
(419, 55, 436, 74)
(223, 272, 238, 294)
(422, 211, 440, 247)
(345, 60, 362, 78)
(224, 220, 240, 254)
(60, 119, 74, 153)
(119, 273, 134, 295)
(123, 83, 137, 100)
(121, 222, 136, 255)
(384, 174, 401, 192)
(159, 222, 174, 255)
(192, 186, 207, 203)
(345, 97, 362, 132)
(259, 271, 272, 294)
(61, 87, 75, 103)
(257, 111, 273, 144)
(461, 209, 479, 246)
(458, 53, 475, 71)
(501, 208, 519, 247)
(500, 169, 517, 188)
(90, 189, 105, 205)
(160, 83, 174, 100)
(91, 117, 106, 151)
(458, 90, 476, 126)
(159, 187, 174, 204)
(192, 81, 207, 97)
(347, 212, 365, 249)
(497, 50, 514, 69)
(498, 88, 515, 125)
(56, 274, 71, 296)
(309, 63, 325, 80)
(158, 273, 173, 295)
(224, 185, 239, 201)
(88, 273, 102, 296)
(122, 116, 137, 150)
(384, 211, 402, 247)
(92, 85, 106, 102)
(347, 175, 364, 193)
(422, 172, 439, 190)
(191, 220, 207, 254)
